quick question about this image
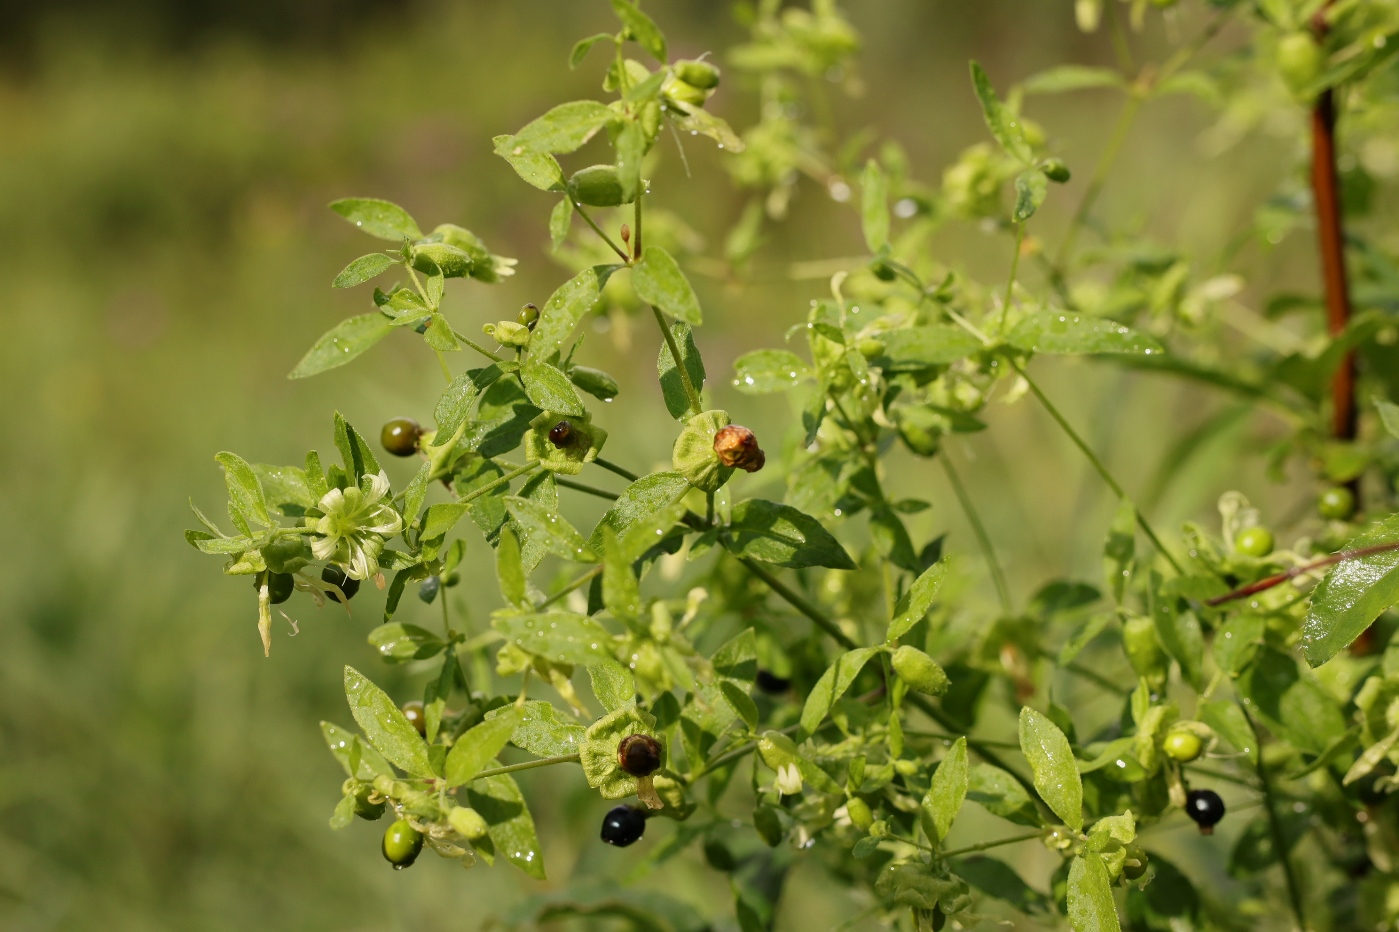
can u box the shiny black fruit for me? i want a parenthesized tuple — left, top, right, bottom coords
(600, 805, 646, 847)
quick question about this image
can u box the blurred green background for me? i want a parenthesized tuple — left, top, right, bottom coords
(0, 1, 1323, 929)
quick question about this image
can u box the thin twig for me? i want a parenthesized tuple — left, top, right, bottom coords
(556, 477, 621, 501)
(940, 830, 1042, 860)
(571, 196, 631, 263)
(1205, 541, 1399, 606)
(470, 753, 581, 783)
(594, 458, 641, 483)
(941, 454, 1013, 614)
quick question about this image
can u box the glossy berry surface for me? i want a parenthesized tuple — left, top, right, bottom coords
(353, 785, 385, 821)
(755, 669, 791, 694)
(548, 420, 573, 448)
(382, 818, 423, 868)
(517, 303, 540, 328)
(1185, 789, 1225, 834)
(380, 417, 421, 457)
(1234, 526, 1274, 558)
(322, 565, 360, 602)
(1319, 486, 1356, 520)
(255, 571, 295, 605)
(617, 734, 662, 777)
(600, 805, 646, 847)
(401, 700, 426, 736)
(1163, 730, 1203, 763)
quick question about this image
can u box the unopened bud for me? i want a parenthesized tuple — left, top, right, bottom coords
(620, 223, 631, 245)
(713, 425, 765, 472)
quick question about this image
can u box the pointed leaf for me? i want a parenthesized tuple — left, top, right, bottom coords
(505, 496, 597, 562)
(445, 707, 524, 787)
(888, 559, 950, 640)
(724, 499, 856, 570)
(970, 61, 1032, 163)
(1067, 852, 1121, 932)
(1019, 707, 1082, 831)
(520, 361, 585, 417)
(732, 349, 810, 394)
(329, 198, 421, 241)
(861, 159, 889, 252)
(611, 0, 666, 61)
(532, 266, 607, 357)
(509, 100, 616, 155)
(333, 252, 397, 288)
(1302, 514, 1399, 666)
(289, 313, 395, 379)
(1008, 312, 1163, 356)
(923, 737, 969, 843)
(215, 452, 271, 530)
(493, 134, 567, 191)
(343, 666, 433, 777)
(332, 412, 381, 481)
(800, 647, 882, 735)
(632, 245, 701, 325)
(494, 700, 586, 757)
(467, 772, 546, 878)
(658, 322, 707, 418)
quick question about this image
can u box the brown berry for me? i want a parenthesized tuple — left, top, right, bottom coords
(617, 734, 662, 777)
(402, 700, 426, 736)
(713, 425, 765, 472)
(380, 417, 421, 457)
(517, 303, 540, 329)
(548, 420, 573, 448)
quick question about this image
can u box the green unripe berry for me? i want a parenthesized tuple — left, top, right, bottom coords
(1121, 616, 1169, 688)
(569, 165, 632, 207)
(675, 59, 720, 90)
(381, 818, 423, 869)
(570, 366, 620, 402)
(1234, 526, 1274, 558)
(517, 302, 540, 329)
(353, 784, 385, 820)
(1278, 32, 1324, 97)
(845, 796, 874, 830)
(380, 417, 421, 457)
(260, 534, 311, 575)
(1319, 486, 1355, 521)
(1042, 158, 1071, 183)
(1163, 729, 1203, 763)
(1122, 844, 1149, 880)
(890, 645, 950, 695)
(870, 258, 897, 281)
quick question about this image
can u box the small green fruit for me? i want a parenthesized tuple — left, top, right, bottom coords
(401, 700, 426, 737)
(260, 535, 311, 575)
(1122, 616, 1169, 688)
(517, 303, 540, 329)
(675, 59, 720, 90)
(845, 796, 874, 830)
(1319, 486, 1355, 521)
(1042, 158, 1071, 183)
(1234, 526, 1274, 558)
(569, 165, 631, 207)
(382, 819, 423, 868)
(570, 366, 620, 402)
(890, 645, 950, 695)
(1278, 32, 1324, 97)
(353, 785, 385, 821)
(1163, 730, 1203, 763)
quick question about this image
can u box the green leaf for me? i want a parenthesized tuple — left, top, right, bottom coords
(1153, 590, 1204, 689)
(602, 528, 642, 625)
(333, 253, 397, 288)
(1376, 398, 1399, 439)
(510, 100, 616, 155)
(970, 61, 1032, 163)
(321, 721, 392, 780)
(731, 349, 810, 394)
(533, 266, 607, 358)
(254, 464, 314, 514)
(289, 313, 395, 379)
(719, 681, 759, 729)
(670, 107, 744, 151)
(588, 472, 691, 553)
(467, 772, 546, 878)
(549, 196, 573, 251)
(611, 0, 666, 61)
(967, 763, 1042, 827)
(435, 365, 504, 438)
(492, 134, 566, 191)
(1103, 498, 1135, 603)
(632, 245, 702, 325)
(329, 198, 421, 241)
(521, 361, 585, 417)
(1019, 706, 1083, 831)
(923, 737, 968, 843)
(1303, 514, 1399, 666)
(570, 32, 613, 69)
(861, 159, 889, 252)
(420, 502, 469, 542)
(615, 120, 644, 203)
(800, 647, 882, 735)
(215, 452, 271, 530)
(870, 326, 983, 371)
(332, 411, 381, 482)
(445, 707, 524, 787)
(658, 323, 706, 419)
(888, 559, 950, 640)
(367, 622, 445, 663)
(724, 499, 856, 570)
(413, 242, 473, 279)
(589, 658, 637, 713)
(496, 700, 586, 757)
(496, 526, 528, 607)
(505, 496, 597, 562)
(1013, 169, 1048, 222)
(712, 628, 757, 685)
(1021, 65, 1126, 95)
(343, 666, 433, 777)
(1008, 312, 1163, 356)
(493, 611, 614, 665)
(1067, 852, 1121, 932)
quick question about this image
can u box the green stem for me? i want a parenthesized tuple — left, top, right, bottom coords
(653, 306, 702, 415)
(940, 454, 1013, 614)
(736, 556, 857, 649)
(594, 457, 641, 483)
(555, 477, 621, 501)
(571, 196, 630, 263)
(1240, 703, 1307, 929)
(539, 566, 602, 610)
(1055, 95, 1141, 271)
(434, 350, 453, 382)
(940, 831, 1042, 860)
(450, 330, 505, 364)
(458, 461, 539, 505)
(633, 186, 644, 261)
(999, 222, 1024, 332)
(688, 723, 802, 785)
(1064, 662, 1128, 695)
(904, 730, 1019, 750)
(470, 753, 581, 783)
(1013, 360, 1183, 574)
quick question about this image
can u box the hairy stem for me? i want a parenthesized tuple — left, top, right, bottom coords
(459, 461, 539, 505)
(940, 454, 1013, 614)
(470, 753, 581, 783)
(653, 306, 702, 415)
(1013, 360, 1184, 574)
(940, 830, 1042, 860)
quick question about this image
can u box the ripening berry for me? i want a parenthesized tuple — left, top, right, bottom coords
(353, 784, 385, 821)
(675, 59, 720, 90)
(382, 819, 424, 868)
(1123, 844, 1148, 880)
(1185, 789, 1225, 835)
(322, 565, 360, 602)
(600, 805, 646, 846)
(402, 700, 426, 736)
(1042, 158, 1071, 183)
(755, 669, 791, 694)
(1319, 486, 1355, 521)
(380, 417, 421, 457)
(1163, 730, 1203, 763)
(617, 734, 663, 777)
(1234, 526, 1274, 558)
(548, 420, 573, 448)
(517, 303, 540, 329)
(254, 571, 295, 605)
(713, 425, 766, 472)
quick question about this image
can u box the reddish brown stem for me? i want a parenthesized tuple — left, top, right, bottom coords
(1205, 541, 1399, 607)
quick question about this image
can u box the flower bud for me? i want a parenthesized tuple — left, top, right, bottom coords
(662, 76, 709, 108)
(448, 806, 489, 840)
(483, 319, 532, 347)
(713, 425, 766, 472)
(1042, 158, 1071, 183)
(675, 59, 720, 90)
(569, 164, 631, 207)
(890, 645, 950, 695)
(617, 733, 663, 777)
(569, 366, 619, 402)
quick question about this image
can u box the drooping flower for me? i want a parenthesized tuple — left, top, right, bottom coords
(308, 471, 403, 580)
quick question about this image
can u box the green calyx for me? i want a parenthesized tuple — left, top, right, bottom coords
(672, 409, 735, 493)
(524, 410, 607, 475)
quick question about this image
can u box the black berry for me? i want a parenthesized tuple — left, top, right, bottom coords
(380, 417, 421, 457)
(755, 669, 791, 694)
(254, 571, 295, 605)
(402, 700, 426, 736)
(600, 805, 646, 847)
(617, 734, 662, 777)
(548, 420, 573, 448)
(1185, 789, 1225, 834)
(322, 565, 360, 602)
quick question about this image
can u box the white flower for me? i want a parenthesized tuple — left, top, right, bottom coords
(309, 471, 403, 580)
(775, 762, 804, 797)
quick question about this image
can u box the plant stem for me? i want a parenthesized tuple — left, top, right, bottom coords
(1064, 662, 1128, 695)
(450, 330, 505, 364)
(1054, 95, 1141, 272)
(1013, 360, 1184, 574)
(999, 222, 1024, 332)
(633, 186, 644, 261)
(1205, 540, 1399, 607)
(737, 556, 857, 649)
(571, 197, 631, 263)
(904, 730, 1019, 750)
(594, 457, 641, 482)
(470, 753, 581, 783)
(940, 454, 1013, 614)
(539, 565, 602, 610)
(689, 723, 803, 784)
(1241, 703, 1307, 930)
(434, 350, 453, 382)
(940, 830, 1042, 860)
(653, 306, 702, 415)
(555, 477, 621, 501)
(458, 461, 539, 505)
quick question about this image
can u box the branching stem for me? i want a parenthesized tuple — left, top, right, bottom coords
(571, 196, 631, 263)
(940, 454, 1012, 614)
